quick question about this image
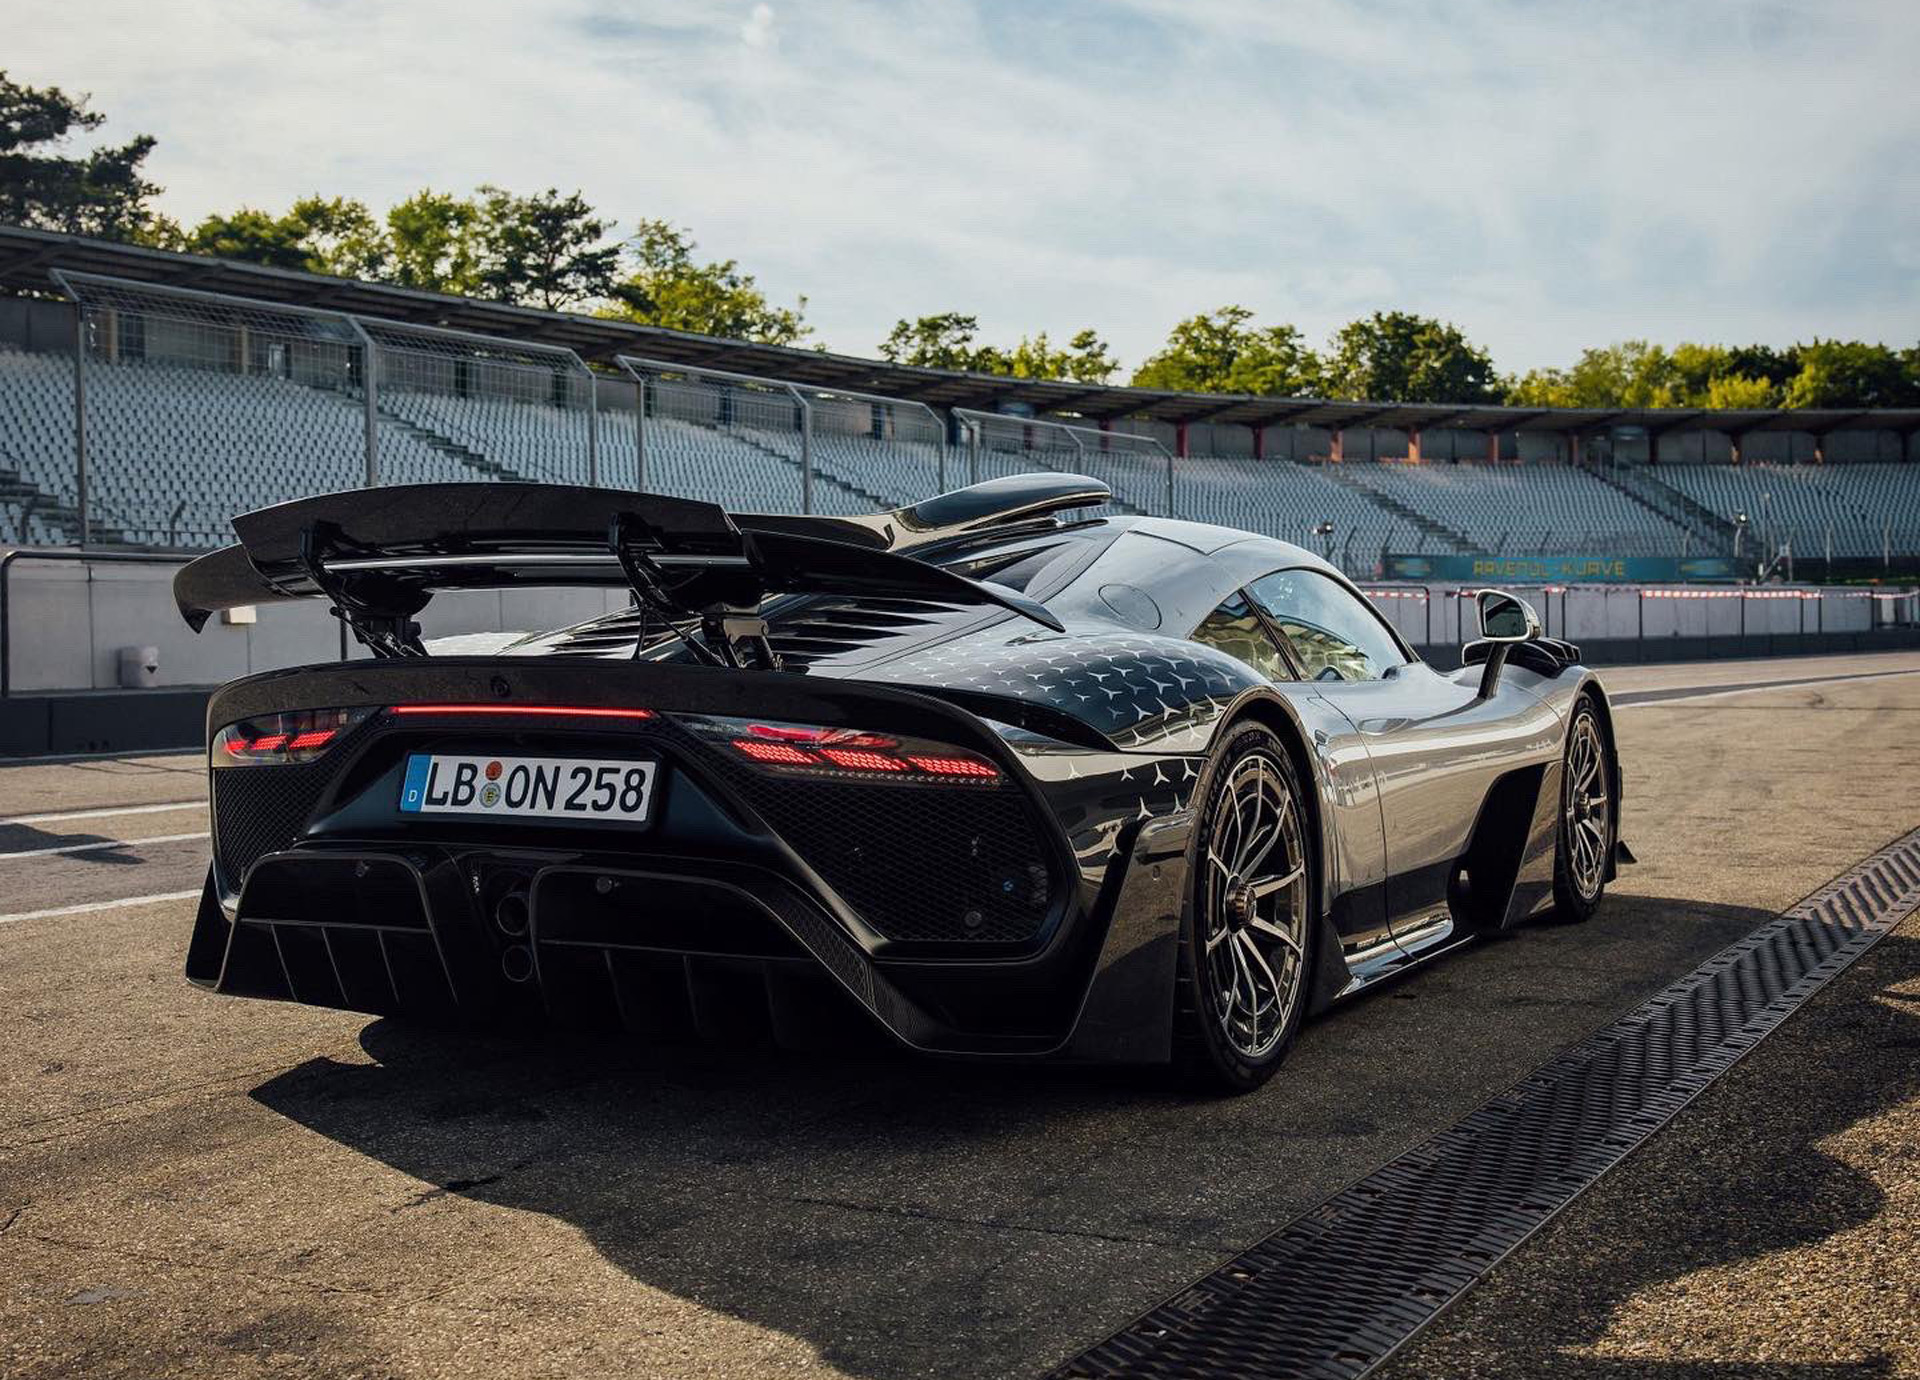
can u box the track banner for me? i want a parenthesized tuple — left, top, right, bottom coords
(1381, 553, 1736, 583)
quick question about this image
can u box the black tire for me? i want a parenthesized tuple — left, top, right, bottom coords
(1173, 723, 1316, 1094)
(1551, 696, 1613, 922)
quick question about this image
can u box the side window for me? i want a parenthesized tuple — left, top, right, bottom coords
(1192, 591, 1292, 681)
(1248, 569, 1405, 683)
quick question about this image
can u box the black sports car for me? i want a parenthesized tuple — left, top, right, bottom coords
(175, 474, 1623, 1090)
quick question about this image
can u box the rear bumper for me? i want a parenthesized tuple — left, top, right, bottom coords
(186, 824, 1190, 1059)
(187, 657, 1196, 1060)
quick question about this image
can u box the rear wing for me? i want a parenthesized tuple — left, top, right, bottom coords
(174, 482, 1065, 661)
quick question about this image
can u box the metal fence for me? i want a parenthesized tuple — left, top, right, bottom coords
(615, 356, 948, 516)
(37, 273, 598, 549)
(6, 276, 1913, 582)
(54, 271, 374, 548)
(361, 318, 597, 486)
(1358, 581, 1920, 651)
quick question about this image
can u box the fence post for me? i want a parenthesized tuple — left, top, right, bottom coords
(799, 388, 813, 514)
(72, 301, 90, 547)
(586, 371, 600, 487)
(47, 272, 91, 546)
(635, 375, 648, 492)
(1166, 450, 1175, 519)
(343, 316, 380, 486)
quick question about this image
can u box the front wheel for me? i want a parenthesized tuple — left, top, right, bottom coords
(1173, 724, 1315, 1094)
(1551, 698, 1613, 921)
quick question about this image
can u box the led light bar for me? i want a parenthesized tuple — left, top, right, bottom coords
(391, 704, 654, 720)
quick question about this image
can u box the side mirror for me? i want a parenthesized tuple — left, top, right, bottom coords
(1474, 589, 1541, 697)
(1477, 589, 1540, 643)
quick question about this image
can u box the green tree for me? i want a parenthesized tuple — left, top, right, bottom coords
(182, 207, 316, 272)
(1505, 341, 1678, 409)
(1006, 328, 1118, 383)
(288, 196, 387, 278)
(0, 71, 164, 239)
(1723, 343, 1799, 392)
(878, 314, 1115, 379)
(1703, 374, 1778, 409)
(1130, 306, 1319, 394)
(602, 220, 809, 345)
(183, 196, 386, 277)
(1322, 311, 1500, 403)
(383, 189, 486, 295)
(1665, 342, 1731, 406)
(878, 312, 1006, 372)
(474, 186, 621, 311)
(1782, 340, 1918, 409)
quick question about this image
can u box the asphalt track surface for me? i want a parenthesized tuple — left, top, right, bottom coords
(2, 652, 1918, 1379)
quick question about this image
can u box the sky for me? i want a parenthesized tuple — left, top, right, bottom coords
(11, 0, 1919, 374)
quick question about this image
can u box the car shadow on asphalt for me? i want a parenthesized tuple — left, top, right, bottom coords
(245, 892, 1867, 1380)
(0, 823, 151, 864)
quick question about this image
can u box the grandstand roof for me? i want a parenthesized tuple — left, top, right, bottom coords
(4, 224, 1917, 438)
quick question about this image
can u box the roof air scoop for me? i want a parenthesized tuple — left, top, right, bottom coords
(894, 473, 1110, 539)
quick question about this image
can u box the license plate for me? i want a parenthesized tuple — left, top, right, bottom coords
(399, 754, 657, 825)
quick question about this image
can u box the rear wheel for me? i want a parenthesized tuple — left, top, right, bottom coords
(1551, 698, 1612, 921)
(1173, 724, 1314, 1094)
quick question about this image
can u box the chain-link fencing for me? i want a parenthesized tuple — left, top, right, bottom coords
(53, 271, 373, 548)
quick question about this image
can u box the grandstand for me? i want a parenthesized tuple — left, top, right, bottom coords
(0, 226, 1917, 577)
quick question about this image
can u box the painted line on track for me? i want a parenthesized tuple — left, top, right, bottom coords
(0, 889, 202, 927)
(1616, 665, 1920, 708)
(0, 830, 209, 861)
(2, 799, 203, 827)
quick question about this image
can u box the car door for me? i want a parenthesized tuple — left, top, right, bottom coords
(1189, 589, 1396, 973)
(1246, 568, 1558, 956)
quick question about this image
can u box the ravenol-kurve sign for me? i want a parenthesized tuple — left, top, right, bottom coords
(1383, 554, 1735, 583)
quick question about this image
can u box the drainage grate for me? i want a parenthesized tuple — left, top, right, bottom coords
(1047, 827, 1920, 1380)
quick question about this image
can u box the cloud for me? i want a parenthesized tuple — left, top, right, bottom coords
(9, 0, 1917, 372)
(740, 3, 775, 48)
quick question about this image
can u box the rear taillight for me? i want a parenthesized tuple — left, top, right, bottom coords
(212, 707, 372, 767)
(681, 715, 1001, 784)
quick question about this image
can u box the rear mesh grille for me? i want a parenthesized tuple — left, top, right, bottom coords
(695, 745, 1056, 947)
(212, 763, 331, 884)
(211, 723, 372, 886)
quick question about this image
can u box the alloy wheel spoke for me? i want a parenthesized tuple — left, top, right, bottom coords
(1241, 795, 1292, 874)
(1247, 913, 1303, 958)
(1229, 938, 1258, 1042)
(1250, 863, 1304, 898)
(1238, 931, 1283, 1007)
(1231, 768, 1269, 873)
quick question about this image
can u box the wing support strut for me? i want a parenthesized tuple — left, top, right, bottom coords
(298, 523, 428, 659)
